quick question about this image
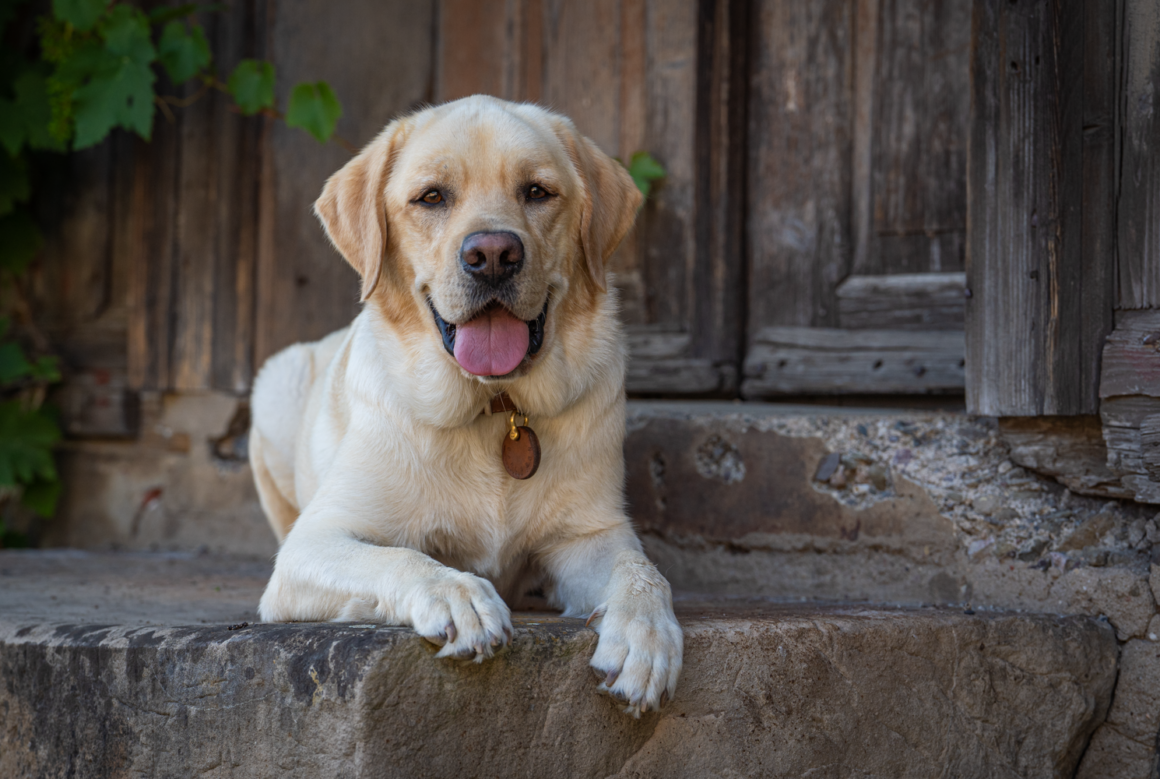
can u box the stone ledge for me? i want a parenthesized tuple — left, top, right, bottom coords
(0, 552, 1118, 779)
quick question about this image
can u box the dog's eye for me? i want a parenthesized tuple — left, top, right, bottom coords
(527, 185, 548, 201)
(420, 189, 443, 204)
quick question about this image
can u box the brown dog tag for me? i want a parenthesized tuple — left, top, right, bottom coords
(502, 425, 541, 479)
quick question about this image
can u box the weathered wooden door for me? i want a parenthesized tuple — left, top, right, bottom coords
(435, 0, 748, 395)
(742, 0, 971, 399)
(968, 0, 1159, 504)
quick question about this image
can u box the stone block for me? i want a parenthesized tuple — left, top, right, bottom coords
(0, 552, 1120, 779)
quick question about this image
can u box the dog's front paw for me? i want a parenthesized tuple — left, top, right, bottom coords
(407, 570, 513, 663)
(587, 563, 683, 718)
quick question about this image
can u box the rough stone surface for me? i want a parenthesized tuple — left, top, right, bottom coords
(42, 391, 274, 556)
(625, 403, 1158, 577)
(0, 552, 1119, 779)
(1076, 638, 1160, 779)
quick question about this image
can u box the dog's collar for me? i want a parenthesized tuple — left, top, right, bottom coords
(488, 392, 520, 416)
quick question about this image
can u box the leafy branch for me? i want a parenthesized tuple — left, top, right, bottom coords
(0, 0, 348, 544)
(624, 151, 666, 201)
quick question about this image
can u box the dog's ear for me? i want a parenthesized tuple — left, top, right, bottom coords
(314, 121, 405, 302)
(565, 129, 643, 292)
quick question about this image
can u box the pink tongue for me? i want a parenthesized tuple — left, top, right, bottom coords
(453, 307, 529, 376)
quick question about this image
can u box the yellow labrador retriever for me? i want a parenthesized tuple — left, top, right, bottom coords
(249, 95, 682, 716)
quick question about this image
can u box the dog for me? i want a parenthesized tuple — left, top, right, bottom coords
(249, 95, 682, 716)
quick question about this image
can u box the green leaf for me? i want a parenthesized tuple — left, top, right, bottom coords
(1, 71, 66, 155)
(68, 8, 157, 148)
(0, 152, 29, 215)
(0, 401, 60, 487)
(71, 52, 155, 147)
(30, 356, 61, 383)
(627, 151, 666, 201)
(148, 3, 199, 25)
(157, 20, 210, 84)
(286, 81, 341, 143)
(0, 209, 42, 274)
(100, 5, 155, 62)
(21, 476, 61, 517)
(52, 0, 106, 32)
(226, 59, 274, 115)
(0, 342, 32, 383)
(148, 3, 227, 26)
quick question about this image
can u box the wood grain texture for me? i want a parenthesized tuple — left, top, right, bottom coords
(747, 0, 853, 331)
(33, 141, 129, 372)
(836, 272, 966, 330)
(741, 326, 964, 396)
(1099, 310, 1160, 399)
(126, 116, 180, 391)
(865, 0, 969, 275)
(254, 0, 434, 367)
(1099, 311, 1160, 504)
(1119, 0, 1160, 309)
(1101, 397, 1160, 504)
(999, 416, 1134, 500)
(966, 0, 1114, 416)
(124, 0, 265, 393)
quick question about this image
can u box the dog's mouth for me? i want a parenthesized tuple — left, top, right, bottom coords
(429, 298, 548, 377)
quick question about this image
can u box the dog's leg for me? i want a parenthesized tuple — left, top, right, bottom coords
(260, 523, 513, 662)
(248, 429, 299, 542)
(543, 525, 683, 717)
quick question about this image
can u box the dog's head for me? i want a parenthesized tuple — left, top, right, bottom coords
(314, 96, 641, 383)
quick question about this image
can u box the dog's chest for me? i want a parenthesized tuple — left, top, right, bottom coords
(372, 413, 555, 575)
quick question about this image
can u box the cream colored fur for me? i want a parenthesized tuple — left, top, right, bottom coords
(250, 96, 681, 717)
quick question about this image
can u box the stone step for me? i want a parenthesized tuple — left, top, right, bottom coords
(0, 551, 1117, 779)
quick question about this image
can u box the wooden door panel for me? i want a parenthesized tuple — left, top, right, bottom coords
(254, 0, 434, 369)
(743, 0, 969, 399)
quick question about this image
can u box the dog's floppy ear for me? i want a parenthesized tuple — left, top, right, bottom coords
(565, 128, 643, 292)
(314, 121, 405, 302)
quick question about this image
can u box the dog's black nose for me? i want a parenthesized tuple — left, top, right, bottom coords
(459, 231, 524, 283)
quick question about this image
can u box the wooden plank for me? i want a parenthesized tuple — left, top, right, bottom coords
(31, 137, 135, 375)
(626, 328, 691, 360)
(999, 416, 1134, 500)
(836, 272, 965, 330)
(126, 113, 181, 391)
(209, 0, 264, 394)
(1099, 311, 1160, 504)
(688, 0, 748, 392)
(33, 145, 114, 345)
(747, 0, 853, 331)
(861, 0, 969, 275)
(741, 326, 964, 396)
(849, 0, 877, 276)
(1099, 310, 1160, 398)
(1101, 396, 1160, 504)
(627, 358, 727, 395)
(170, 22, 219, 390)
(1142, 414, 1160, 480)
(255, 0, 434, 366)
(1119, 0, 1160, 309)
(435, 0, 507, 101)
(1078, 0, 1118, 397)
(966, 0, 1112, 416)
(122, 0, 265, 393)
